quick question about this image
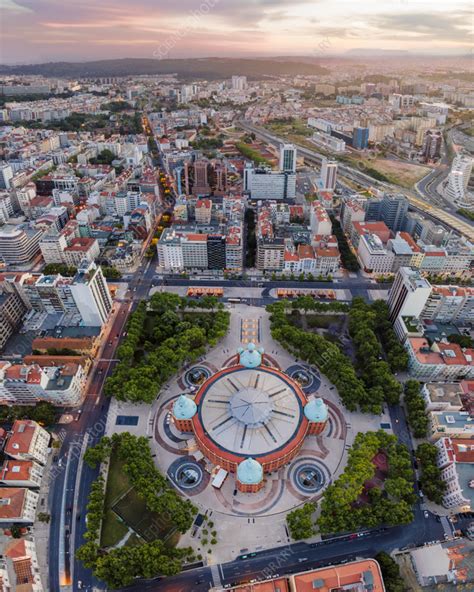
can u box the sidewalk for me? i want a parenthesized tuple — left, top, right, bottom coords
(32, 449, 56, 591)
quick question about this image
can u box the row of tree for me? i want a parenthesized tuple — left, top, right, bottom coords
(416, 443, 446, 505)
(348, 299, 404, 413)
(78, 433, 196, 588)
(329, 216, 360, 271)
(404, 380, 429, 438)
(316, 431, 415, 535)
(104, 293, 229, 403)
(281, 295, 349, 313)
(267, 301, 368, 412)
(0, 401, 57, 426)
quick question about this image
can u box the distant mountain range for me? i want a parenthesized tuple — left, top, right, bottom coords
(0, 57, 329, 80)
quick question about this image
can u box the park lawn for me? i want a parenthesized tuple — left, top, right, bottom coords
(124, 532, 144, 547)
(104, 453, 130, 508)
(113, 487, 179, 546)
(101, 508, 128, 548)
(306, 314, 344, 329)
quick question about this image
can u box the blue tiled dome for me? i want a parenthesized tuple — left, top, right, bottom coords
(237, 457, 263, 485)
(304, 397, 328, 422)
(173, 394, 197, 420)
(238, 342, 263, 368)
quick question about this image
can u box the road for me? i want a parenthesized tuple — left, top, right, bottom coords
(238, 120, 474, 243)
(48, 299, 133, 592)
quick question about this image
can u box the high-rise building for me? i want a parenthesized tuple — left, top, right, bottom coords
(231, 76, 247, 91)
(0, 278, 27, 350)
(279, 144, 297, 173)
(422, 130, 442, 162)
(69, 261, 113, 326)
(0, 163, 13, 190)
(380, 193, 409, 232)
(320, 158, 338, 190)
(245, 168, 296, 200)
(446, 154, 473, 210)
(388, 267, 432, 324)
(207, 235, 226, 270)
(192, 159, 211, 196)
(352, 126, 369, 150)
(0, 225, 43, 265)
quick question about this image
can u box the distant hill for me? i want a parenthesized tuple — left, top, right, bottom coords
(0, 57, 329, 80)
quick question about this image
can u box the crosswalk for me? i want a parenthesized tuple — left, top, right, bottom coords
(210, 563, 222, 587)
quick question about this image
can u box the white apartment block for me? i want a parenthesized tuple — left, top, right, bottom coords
(341, 199, 365, 234)
(446, 154, 473, 210)
(181, 234, 208, 269)
(357, 234, 395, 274)
(435, 438, 474, 512)
(69, 262, 113, 326)
(310, 204, 332, 236)
(0, 361, 87, 407)
(405, 337, 474, 382)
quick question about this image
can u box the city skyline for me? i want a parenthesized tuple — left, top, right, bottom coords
(1, 0, 473, 64)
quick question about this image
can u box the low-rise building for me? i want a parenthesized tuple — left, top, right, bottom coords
(0, 487, 39, 524)
(421, 383, 464, 412)
(429, 411, 474, 441)
(4, 538, 44, 592)
(3, 420, 50, 465)
(0, 460, 43, 488)
(405, 337, 474, 382)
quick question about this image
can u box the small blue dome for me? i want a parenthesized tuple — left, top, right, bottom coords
(237, 458, 263, 485)
(173, 394, 197, 420)
(304, 397, 328, 422)
(238, 343, 264, 368)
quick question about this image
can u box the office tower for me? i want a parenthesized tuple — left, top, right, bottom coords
(280, 144, 297, 173)
(207, 235, 226, 269)
(192, 159, 211, 196)
(380, 193, 409, 233)
(352, 127, 369, 150)
(320, 158, 338, 191)
(0, 225, 43, 265)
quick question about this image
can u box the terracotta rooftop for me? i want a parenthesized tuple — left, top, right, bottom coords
(0, 488, 27, 520)
(0, 461, 35, 482)
(4, 420, 40, 456)
(292, 559, 385, 592)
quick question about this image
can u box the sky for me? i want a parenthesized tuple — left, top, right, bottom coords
(0, 0, 472, 63)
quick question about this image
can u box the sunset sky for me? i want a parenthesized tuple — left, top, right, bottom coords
(1, 0, 472, 63)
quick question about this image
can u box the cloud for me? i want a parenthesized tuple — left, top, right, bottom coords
(370, 11, 474, 42)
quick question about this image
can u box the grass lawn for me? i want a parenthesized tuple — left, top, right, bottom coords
(306, 314, 344, 329)
(113, 487, 177, 544)
(100, 450, 180, 548)
(101, 508, 128, 548)
(124, 532, 144, 547)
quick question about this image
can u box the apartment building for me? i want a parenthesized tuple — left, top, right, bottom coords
(257, 238, 285, 271)
(350, 221, 391, 249)
(310, 204, 332, 236)
(0, 460, 43, 488)
(0, 360, 86, 406)
(0, 488, 39, 524)
(3, 420, 50, 465)
(0, 277, 27, 350)
(0, 225, 43, 265)
(388, 267, 432, 324)
(69, 261, 113, 326)
(421, 383, 464, 413)
(429, 411, 474, 442)
(4, 538, 44, 592)
(435, 437, 474, 512)
(181, 234, 208, 269)
(357, 233, 395, 274)
(341, 198, 365, 234)
(405, 337, 474, 382)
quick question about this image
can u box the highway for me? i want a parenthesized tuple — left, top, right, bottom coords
(238, 120, 474, 243)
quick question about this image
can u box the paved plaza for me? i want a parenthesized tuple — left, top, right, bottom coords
(128, 304, 394, 562)
(104, 304, 393, 562)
